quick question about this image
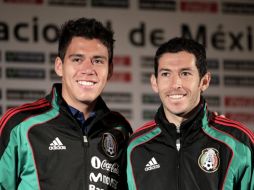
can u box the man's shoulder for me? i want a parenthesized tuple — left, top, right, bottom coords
(102, 111, 133, 134)
(134, 120, 157, 133)
(0, 98, 51, 132)
(129, 121, 159, 142)
(104, 111, 130, 125)
(209, 115, 254, 149)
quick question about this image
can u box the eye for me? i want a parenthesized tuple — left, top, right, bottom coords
(91, 58, 105, 65)
(160, 72, 170, 77)
(181, 71, 191, 77)
(72, 57, 82, 63)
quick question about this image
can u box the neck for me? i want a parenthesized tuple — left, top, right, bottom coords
(165, 112, 186, 127)
(164, 100, 202, 128)
(65, 99, 96, 120)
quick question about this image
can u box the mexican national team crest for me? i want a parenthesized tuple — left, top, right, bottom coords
(101, 132, 118, 158)
(198, 148, 220, 173)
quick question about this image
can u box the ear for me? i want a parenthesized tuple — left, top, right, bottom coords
(150, 74, 159, 93)
(107, 62, 113, 80)
(54, 57, 63, 77)
(200, 72, 211, 92)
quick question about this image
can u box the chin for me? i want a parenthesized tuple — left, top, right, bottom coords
(175, 112, 186, 117)
(170, 108, 187, 116)
(77, 96, 93, 102)
(79, 99, 93, 105)
(78, 93, 96, 100)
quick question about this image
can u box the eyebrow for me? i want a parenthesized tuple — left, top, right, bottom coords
(69, 54, 84, 58)
(180, 67, 193, 71)
(92, 55, 108, 60)
(158, 67, 194, 72)
(158, 68, 170, 73)
(68, 54, 108, 60)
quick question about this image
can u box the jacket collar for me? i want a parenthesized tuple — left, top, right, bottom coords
(155, 97, 207, 142)
(46, 83, 110, 123)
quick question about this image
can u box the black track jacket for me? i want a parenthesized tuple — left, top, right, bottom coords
(127, 99, 254, 190)
(0, 83, 132, 190)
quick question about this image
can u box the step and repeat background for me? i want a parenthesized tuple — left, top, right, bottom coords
(0, 0, 254, 131)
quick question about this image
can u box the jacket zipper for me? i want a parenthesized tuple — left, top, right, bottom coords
(83, 135, 88, 143)
(176, 126, 181, 151)
(61, 108, 90, 189)
(83, 135, 89, 190)
(176, 126, 181, 190)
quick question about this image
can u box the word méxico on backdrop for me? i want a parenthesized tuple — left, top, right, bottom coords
(0, 17, 253, 51)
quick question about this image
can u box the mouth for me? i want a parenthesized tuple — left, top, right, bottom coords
(168, 94, 186, 100)
(169, 94, 183, 99)
(77, 80, 96, 87)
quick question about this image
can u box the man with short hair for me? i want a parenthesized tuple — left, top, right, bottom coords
(0, 17, 132, 190)
(126, 37, 253, 190)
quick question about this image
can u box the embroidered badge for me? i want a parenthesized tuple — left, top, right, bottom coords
(101, 132, 118, 158)
(198, 148, 220, 173)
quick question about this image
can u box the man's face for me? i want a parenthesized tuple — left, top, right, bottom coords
(151, 51, 210, 119)
(55, 37, 112, 109)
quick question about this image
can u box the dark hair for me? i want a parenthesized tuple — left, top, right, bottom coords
(154, 37, 207, 78)
(58, 17, 115, 64)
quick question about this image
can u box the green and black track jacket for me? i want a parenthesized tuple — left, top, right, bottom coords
(127, 99, 254, 190)
(0, 83, 132, 190)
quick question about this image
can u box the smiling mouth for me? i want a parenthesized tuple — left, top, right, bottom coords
(77, 80, 96, 86)
(169, 94, 185, 99)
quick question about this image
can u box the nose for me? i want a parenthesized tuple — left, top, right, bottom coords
(80, 59, 96, 75)
(171, 74, 182, 89)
